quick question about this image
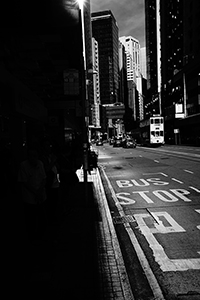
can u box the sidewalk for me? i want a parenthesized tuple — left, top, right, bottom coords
(18, 167, 133, 300)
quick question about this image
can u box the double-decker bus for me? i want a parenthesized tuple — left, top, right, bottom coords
(139, 115, 164, 146)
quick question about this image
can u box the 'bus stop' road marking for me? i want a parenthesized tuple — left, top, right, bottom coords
(101, 166, 166, 300)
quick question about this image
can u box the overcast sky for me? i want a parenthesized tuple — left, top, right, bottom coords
(91, 0, 146, 48)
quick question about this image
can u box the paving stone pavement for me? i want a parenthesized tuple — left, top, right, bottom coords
(77, 168, 134, 300)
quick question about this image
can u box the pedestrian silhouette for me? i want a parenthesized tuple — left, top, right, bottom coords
(57, 142, 80, 218)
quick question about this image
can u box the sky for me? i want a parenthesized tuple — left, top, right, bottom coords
(90, 0, 146, 48)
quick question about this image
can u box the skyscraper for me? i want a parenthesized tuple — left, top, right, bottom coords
(145, 0, 200, 144)
(91, 37, 101, 128)
(140, 47, 147, 79)
(144, 0, 161, 116)
(119, 36, 142, 121)
(119, 36, 141, 84)
(91, 10, 119, 105)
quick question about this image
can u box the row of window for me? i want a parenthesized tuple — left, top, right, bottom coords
(150, 118, 164, 124)
(151, 131, 164, 137)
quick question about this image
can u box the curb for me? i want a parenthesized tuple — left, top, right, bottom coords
(92, 167, 134, 300)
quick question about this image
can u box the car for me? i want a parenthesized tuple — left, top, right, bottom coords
(122, 138, 137, 148)
(113, 137, 122, 147)
(109, 137, 114, 145)
(96, 139, 103, 146)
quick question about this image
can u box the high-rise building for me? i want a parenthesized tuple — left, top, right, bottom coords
(91, 10, 119, 105)
(119, 36, 143, 122)
(140, 47, 147, 79)
(91, 37, 101, 128)
(119, 36, 141, 84)
(144, 0, 161, 116)
(160, 0, 200, 144)
(118, 41, 128, 105)
(145, 0, 200, 144)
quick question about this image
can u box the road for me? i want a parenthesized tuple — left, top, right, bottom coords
(95, 143, 200, 300)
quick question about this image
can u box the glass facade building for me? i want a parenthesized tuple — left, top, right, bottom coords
(91, 10, 119, 105)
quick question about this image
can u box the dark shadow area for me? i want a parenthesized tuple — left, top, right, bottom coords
(14, 182, 100, 300)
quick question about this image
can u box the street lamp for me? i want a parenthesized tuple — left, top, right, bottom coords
(77, 0, 89, 202)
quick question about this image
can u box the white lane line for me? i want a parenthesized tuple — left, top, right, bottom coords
(154, 160, 159, 163)
(160, 172, 168, 177)
(142, 172, 168, 177)
(101, 167, 166, 300)
(143, 147, 200, 158)
(172, 178, 183, 184)
(184, 169, 194, 174)
(190, 186, 200, 193)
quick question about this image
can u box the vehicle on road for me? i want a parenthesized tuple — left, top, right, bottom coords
(96, 139, 103, 146)
(109, 137, 114, 145)
(113, 136, 122, 147)
(139, 115, 164, 146)
(122, 137, 137, 148)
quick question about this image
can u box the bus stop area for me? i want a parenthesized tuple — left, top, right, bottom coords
(16, 168, 132, 300)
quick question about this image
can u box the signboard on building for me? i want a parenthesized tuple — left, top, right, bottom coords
(104, 103, 125, 119)
(175, 103, 184, 118)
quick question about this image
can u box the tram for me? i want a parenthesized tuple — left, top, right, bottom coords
(139, 115, 164, 146)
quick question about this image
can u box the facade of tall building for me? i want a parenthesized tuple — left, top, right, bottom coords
(119, 36, 141, 84)
(91, 10, 119, 105)
(119, 36, 144, 122)
(144, 0, 161, 117)
(83, 0, 94, 123)
(91, 37, 101, 128)
(118, 41, 128, 105)
(160, 0, 200, 144)
(140, 47, 147, 79)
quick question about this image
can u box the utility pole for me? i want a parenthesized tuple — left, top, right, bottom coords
(78, 0, 89, 203)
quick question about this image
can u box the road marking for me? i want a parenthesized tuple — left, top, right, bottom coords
(189, 186, 200, 193)
(143, 147, 200, 158)
(116, 189, 192, 205)
(184, 169, 194, 174)
(172, 178, 183, 184)
(160, 172, 168, 177)
(116, 178, 169, 188)
(134, 212, 200, 271)
(101, 167, 166, 300)
(143, 172, 168, 177)
(196, 210, 200, 230)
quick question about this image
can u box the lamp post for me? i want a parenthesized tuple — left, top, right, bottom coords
(78, 0, 89, 202)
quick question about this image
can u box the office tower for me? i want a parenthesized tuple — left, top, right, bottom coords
(91, 10, 119, 105)
(91, 37, 101, 128)
(145, 0, 200, 144)
(119, 36, 142, 121)
(82, 0, 94, 124)
(118, 41, 128, 105)
(160, 0, 200, 144)
(119, 36, 141, 84)
(140, 47, 147, 79)
(144, 0, 161, 116)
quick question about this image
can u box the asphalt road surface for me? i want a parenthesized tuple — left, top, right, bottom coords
(95, 143, 200, 300)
